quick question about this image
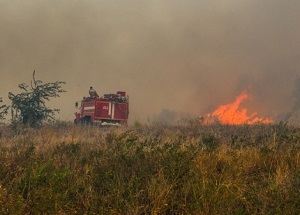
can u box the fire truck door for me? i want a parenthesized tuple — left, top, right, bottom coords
(96, 101, 110, 118)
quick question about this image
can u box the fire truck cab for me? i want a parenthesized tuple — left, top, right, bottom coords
(74, 91, 129, 126)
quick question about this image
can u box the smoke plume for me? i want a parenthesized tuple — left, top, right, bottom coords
(1, 0, 300, 124)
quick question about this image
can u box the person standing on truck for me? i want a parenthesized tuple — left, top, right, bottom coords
(89, 86, 99, 98)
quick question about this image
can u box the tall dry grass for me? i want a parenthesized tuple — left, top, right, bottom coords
(0, 122, 299, 214)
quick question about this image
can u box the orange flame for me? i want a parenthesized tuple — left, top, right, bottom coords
(206, 92, 273, 125)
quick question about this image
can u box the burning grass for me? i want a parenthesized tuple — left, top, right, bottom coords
(0, 122, 300, 214)
(206, 91, 273, 125)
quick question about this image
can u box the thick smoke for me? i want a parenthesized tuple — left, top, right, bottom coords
(0, 0, 300, 124)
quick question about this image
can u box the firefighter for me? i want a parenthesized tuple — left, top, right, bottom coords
(89, 86, 99, 98)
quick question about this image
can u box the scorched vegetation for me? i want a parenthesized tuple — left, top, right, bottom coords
(0, 122, 300, 214)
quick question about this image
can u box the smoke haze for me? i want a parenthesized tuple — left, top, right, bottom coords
(1, 0, 300, 123)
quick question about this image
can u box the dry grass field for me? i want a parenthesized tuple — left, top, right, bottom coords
(0, 122, 300, 214)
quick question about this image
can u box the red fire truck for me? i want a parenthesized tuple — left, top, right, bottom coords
(74, 91, 129, 126)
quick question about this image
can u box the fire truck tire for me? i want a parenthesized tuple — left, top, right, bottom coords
(81, 116, 91, 125)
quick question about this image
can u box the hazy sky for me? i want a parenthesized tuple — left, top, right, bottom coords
(1, 0, 299, 123)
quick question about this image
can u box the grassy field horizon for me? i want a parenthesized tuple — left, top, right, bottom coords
(1, 122, 300, 214)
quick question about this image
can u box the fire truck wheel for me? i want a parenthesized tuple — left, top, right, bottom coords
(81, 116, 91, 125)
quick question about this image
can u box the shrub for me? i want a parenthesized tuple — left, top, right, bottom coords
(8, 71, 66, 127)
